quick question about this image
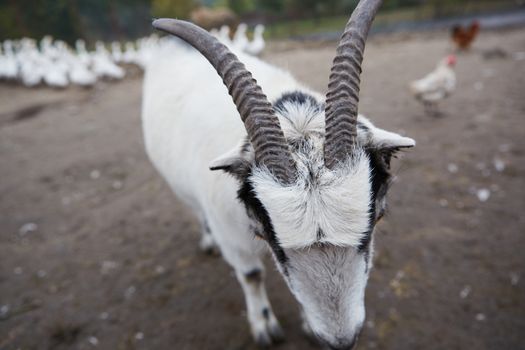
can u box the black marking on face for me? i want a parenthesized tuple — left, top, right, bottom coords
(273, 91, 322, 114)
(262, 307, 270, 320)
(210, 141, 289, 271)
(358, 147, 394, 252)
(244, 268, 262, 284)
(316, 227, 324, 240)
(237, 171, 289, 270)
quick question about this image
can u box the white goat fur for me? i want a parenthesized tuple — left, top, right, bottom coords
(142, 39, 414, 348)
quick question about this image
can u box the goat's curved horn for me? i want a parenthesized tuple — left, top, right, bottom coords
(153, 19, 295, 184)
(324, 0, 383, 169)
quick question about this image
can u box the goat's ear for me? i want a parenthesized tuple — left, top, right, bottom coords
(360, 117, 415, 150)
(370, 127, 415, 150)
(209, 140, 253, 180)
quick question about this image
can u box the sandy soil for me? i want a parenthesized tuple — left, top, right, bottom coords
(1, 28, 524, 350)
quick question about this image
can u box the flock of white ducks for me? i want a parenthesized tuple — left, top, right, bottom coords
(0, 23, 265, 88)
(0, 35, 160, 88)
(211, 23, 266, 55)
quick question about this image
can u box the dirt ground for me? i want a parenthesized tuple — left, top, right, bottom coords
(1, 27, 524, 350)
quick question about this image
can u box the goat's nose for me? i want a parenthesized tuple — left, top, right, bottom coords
(325, 335, 358, 350)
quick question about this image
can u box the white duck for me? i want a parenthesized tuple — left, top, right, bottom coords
(217, 25, 233, 47)
(135, 35, 159, 69)
(75, 39, 92, 66)
(245, 24, 265, 56)
(17, 39, 43, 86)
(233, 23, 248, 51)
(122, 42, 138, 65)
(0, 40, 19, 80)
(92, 42, 125, 79)
(43, 59, 69, 88)
(111, 41, 123, 63)
(67, 54, 97, 87)
(47, 41, 72, 88)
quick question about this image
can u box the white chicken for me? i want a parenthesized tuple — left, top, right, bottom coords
(409, 54, 456, 115)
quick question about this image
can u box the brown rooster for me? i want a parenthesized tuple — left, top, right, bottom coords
(451, 20, 480, 50)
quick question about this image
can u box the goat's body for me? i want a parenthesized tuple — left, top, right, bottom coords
(142, 32, 414, 348)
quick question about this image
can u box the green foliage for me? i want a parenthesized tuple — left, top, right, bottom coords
(0, 0, 82, 43)
(151, 0, 195, 18)
(228, 0, 255, 14)
(255, 0, 284, 13)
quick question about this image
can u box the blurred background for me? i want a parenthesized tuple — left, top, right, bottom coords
(1, 1, 524, 350)
(0, 0, 523, 42)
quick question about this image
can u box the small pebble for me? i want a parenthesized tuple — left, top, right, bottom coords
(476, 189, 490, 202)
(475, 313, 486, 322)
(18, 222, 37, 236)
(510, 272, 520, 286)
(439, 198, 448, 207)
(447, 163, 458, 174)
(135, 332, 144, 340)
(37, 270, 47, 278)
(99, 311, 109, 320)
(493, 158, 505, 172)
(90, 170, 101, 179)
(13, 266, 23, 275)
(0, 304, 10, 318)
(155, 265, 166, 274)
(459, 285, 471, 299)
(88, 336, 99, 346)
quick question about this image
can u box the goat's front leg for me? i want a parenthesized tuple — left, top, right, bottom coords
(236, 266, 284, 346)
(209, 216, 284, 345)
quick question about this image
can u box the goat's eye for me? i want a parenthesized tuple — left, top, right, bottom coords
(251, 226, 266, 240)
(376, 210, 385, 223)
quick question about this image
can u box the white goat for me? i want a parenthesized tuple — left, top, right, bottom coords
(143, 1, 414, 349)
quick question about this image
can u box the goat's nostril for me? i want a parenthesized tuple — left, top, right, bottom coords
(325, 335, 358, 350)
